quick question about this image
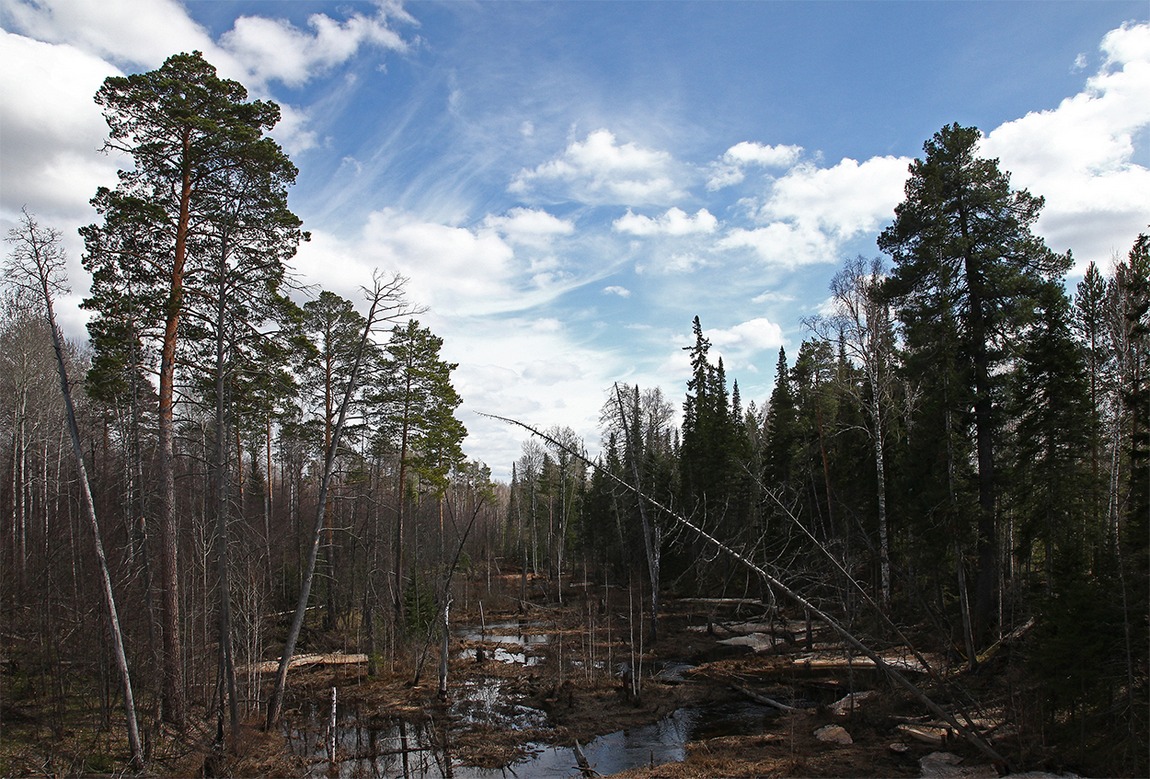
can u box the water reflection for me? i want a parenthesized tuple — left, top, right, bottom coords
(288, 699, 778, 778)
(287, 709, 451, 778)
(456, 621, 550, 666)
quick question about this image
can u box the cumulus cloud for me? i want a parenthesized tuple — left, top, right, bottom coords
(761, 157, 910, 236)
(3, 0, 416, 172)
(509, 129, 686, 205)
(0, 33, 119, 221)
(709, 318, 785, 352)
(983, 21, 1150, 267)
(707, 140, 804, 190)
(603, 285, 632, 298)
(613, 207, 718, 236)
(726, 141, 805, 167)
(2, 0, 214, 68)
(719, 222, 837, 268)
(291, 208, 516, 317)
(221, 5, 412, 88)
(484, 207, 575, 248)
(720, 155, 910, 266)
(4, 0, 415, 87)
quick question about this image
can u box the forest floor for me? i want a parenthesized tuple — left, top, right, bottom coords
(2, 576, 1050, 777)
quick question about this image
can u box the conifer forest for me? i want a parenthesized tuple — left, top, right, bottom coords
(2, 52, 1147, 778)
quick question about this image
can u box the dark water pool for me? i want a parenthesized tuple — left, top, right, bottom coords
(289, 698, 779, 778)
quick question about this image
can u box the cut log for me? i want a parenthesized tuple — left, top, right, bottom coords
(793, 651, 937, 673)
(830, 690, 879, 717)
(717, 633, 784, 652)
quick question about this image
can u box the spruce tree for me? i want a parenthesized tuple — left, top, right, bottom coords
(879, 123, 1069, 642)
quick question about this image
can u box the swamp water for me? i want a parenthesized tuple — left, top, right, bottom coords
(288, 699, 781, 778)
(287, 621, 786, 777)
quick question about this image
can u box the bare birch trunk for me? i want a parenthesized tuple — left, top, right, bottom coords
(213, 266, 238, 748)
(6, 212, 144, 767)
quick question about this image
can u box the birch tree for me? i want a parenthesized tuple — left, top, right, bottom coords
(4, 210, 143, 768)
(806, 256, 898, 608)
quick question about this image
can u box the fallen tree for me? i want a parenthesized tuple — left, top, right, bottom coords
(481, 412, 1012, 772)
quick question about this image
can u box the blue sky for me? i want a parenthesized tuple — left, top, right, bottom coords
(2, 1, 1148, 480)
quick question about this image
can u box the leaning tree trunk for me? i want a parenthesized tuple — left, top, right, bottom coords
(54, 321, 145, 769)
(485, 413, 1013, 772)
(9, 212, 144, 767)
(266, 278, 397, 729)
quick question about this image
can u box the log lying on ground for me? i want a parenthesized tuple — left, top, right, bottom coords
(830, 690, 879, 717)
(243, 652, 367, 674)
(898, 723, 952, 746)
(792, 650, 942, 673)
(730, 683, 809, 714)
(718, 633, 787, 652)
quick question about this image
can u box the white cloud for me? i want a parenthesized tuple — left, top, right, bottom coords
(2, 0, 416, 170)
(293, 207, 594, 320)
(219, 4, 414, 88)
(761, 157, 910, 237)
(635, 252, 710, 275)
(2, 0, 214, 69)
(483, 207, 575, 248)
(292, 209, 516, 317)
(719, 221, 837, 268)
(726, 141, 805, 167)
(603, 285, 632, 298)
(709, 318, 785, 352)
(271, 102, 322, 156)
(509, 129, 686, 205)
(751, 290, 796, 305)
(5, 0, 415, 88)
(613, 207, 718, 236)
(983, 22, 1150, 267)
(719, 155, 909, 266)
(0, 33, 120, 221)
(442, 315, 624, 478)
(707, 140, 804, 189)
